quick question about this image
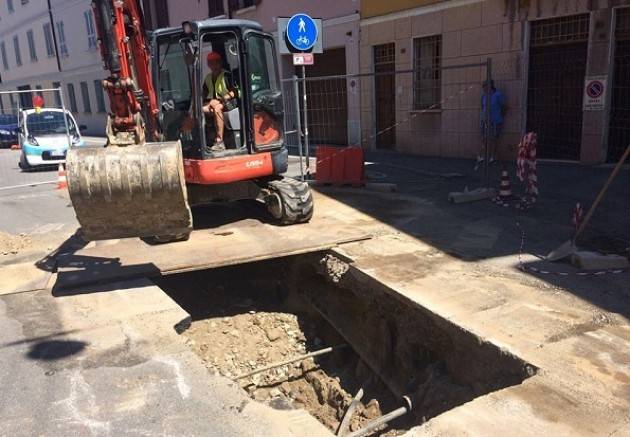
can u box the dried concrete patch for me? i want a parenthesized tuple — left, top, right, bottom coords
(0, 261, 52, 295)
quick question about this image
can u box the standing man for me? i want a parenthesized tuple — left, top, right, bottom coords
(476, 80, 506, 169)
(203, 52, 237, 152)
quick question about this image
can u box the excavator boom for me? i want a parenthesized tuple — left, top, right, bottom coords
(66, 0, 192, 241)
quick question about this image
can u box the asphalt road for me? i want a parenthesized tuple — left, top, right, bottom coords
(0, 138, 313, 238)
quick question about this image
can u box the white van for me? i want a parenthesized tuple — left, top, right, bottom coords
(17, 108, 85, 170)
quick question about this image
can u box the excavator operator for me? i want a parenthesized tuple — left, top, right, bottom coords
(202, 52, 237, 152)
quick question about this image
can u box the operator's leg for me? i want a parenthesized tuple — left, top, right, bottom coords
(209, 99, 224, 143)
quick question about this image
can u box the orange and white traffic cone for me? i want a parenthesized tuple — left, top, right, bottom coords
(57, 163, 68, 190)
(493, 168, 513, 207)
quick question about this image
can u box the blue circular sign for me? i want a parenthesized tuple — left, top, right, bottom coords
(286, 14, 318, 51)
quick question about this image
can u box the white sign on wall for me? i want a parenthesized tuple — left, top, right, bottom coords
(583, 76, 607, 111)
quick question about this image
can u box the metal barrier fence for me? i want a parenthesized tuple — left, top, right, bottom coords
(0, 88, 72, 190)
(282, 58, 506, 185)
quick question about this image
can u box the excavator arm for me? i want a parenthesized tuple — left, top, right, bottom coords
(65, 0, 192, 241)
(93, 0, 159, 145)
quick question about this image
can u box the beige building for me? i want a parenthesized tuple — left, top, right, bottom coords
(360, 0, 630, 164)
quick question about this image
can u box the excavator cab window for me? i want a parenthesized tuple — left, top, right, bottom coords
(245, 33, 283, 150)
(200, 32, 244, 154)
(156, 34, 199, 152)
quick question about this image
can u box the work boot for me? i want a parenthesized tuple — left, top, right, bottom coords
(211, 141, 226, 152)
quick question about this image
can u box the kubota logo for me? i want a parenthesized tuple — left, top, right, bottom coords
(246, 159, 264, 168)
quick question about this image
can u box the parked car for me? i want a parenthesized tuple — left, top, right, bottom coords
(17, 108, 86, 170)
(0, 114, 18, 148)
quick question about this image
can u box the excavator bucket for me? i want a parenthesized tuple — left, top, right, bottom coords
(66, 141, 193, 241)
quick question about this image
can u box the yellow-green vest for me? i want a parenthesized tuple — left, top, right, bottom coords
(205, 71, 228, 100)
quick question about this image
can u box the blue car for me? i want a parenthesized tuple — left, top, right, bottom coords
(0, 114, 18, 148)
(17, 108, 86, 170)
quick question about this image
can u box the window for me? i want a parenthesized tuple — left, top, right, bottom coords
(94, 79, 106, 112)
(80, 81, 91, 113)
(208, 0, 224, 17)
(9, 93, 15, 110)
(8, 0, 14, 13)
(413, 35, 441, 110)
(13, 35, 21, 66)
(43, 23, 55, 57)
(67, 83, 77, 112)
(229, 0, 257, 11)
(56, 21, 68, 57)
(26, 30, 37, 62)
(84, 10, 97, 50)
(52, 81, 62, 107)
(0, 42, 8, 70)
(35, 85, 43, 97)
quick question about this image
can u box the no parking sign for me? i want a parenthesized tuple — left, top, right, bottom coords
(583, 76, 607, 111)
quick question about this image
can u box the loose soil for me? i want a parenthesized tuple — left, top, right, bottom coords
(0, 231, 33, 256)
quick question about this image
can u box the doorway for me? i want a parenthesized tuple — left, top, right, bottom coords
(608, 8, 630, 163)
(373, 43, 396, 149)
(526, 15, 589, 160)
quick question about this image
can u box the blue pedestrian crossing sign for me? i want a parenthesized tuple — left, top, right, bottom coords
(286, 14, 318, 51)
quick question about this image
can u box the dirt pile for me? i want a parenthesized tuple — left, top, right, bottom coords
(182, 305, 397, 434)
(0, 231, 33, 256)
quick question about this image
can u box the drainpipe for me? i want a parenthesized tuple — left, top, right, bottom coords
(46, 0, 62, 73)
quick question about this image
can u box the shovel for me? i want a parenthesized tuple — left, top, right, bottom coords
(547, 144, 630, 261)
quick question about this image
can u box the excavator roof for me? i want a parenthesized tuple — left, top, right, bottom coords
(151, 19, 263, 38)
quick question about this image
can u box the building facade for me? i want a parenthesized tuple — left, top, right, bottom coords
(0, 0, 109, 135)
(360, 0, 630, 164)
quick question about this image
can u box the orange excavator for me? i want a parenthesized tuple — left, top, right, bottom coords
(66, 0, 313, 242)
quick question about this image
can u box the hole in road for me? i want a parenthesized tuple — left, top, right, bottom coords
(155, 255, 536, 436)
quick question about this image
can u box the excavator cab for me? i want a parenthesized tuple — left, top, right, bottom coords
(66, 15, 312, 242)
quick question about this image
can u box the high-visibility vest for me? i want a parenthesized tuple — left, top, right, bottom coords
(204, 71, 229, 100)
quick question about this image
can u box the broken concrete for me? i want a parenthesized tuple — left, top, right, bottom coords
(571, 251, 630, 271)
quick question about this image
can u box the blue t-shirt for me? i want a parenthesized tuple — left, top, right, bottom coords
(481, 90, 506, 125)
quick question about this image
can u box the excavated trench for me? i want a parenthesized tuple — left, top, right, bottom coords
(155, 253, 536, 436)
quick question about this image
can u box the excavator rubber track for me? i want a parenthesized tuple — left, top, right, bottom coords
(66, 141, 193, 241)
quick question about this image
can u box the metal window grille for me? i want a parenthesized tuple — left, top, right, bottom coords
(43, 23, 55, 57)
(80, 81, 91, 113)
(94, 80, 106, 113)
(84, 10, 97, 50)
(208, 0, 224, 17)
(13, 35, 21, 66)
(373, 43, 395, 66)
(56, 21, 68, 57)
(0, 42, 8, 70)
(26, 30, 37, 62)
(414, 35, 441, 110)
(52, 81, 62, 106)
(530, 14, 590, 47)
(67, 83, 78, 113)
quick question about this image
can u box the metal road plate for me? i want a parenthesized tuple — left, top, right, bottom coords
(54, 202, 370, 291)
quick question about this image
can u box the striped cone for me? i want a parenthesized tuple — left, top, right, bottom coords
(493, 169, 513, 207)
(56, 164, 68, 190)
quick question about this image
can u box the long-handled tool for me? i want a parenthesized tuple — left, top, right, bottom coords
(547, 144, 630, 261)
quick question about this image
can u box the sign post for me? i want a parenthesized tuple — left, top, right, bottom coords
(583, 76, 607, 111)
(282, 14, 321, 176)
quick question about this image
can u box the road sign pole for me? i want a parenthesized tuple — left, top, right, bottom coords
(301, 65, 310, 176)
(293, 74, 305, 181)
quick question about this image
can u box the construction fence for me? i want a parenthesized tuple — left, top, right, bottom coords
(281, 58, 508, 185)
